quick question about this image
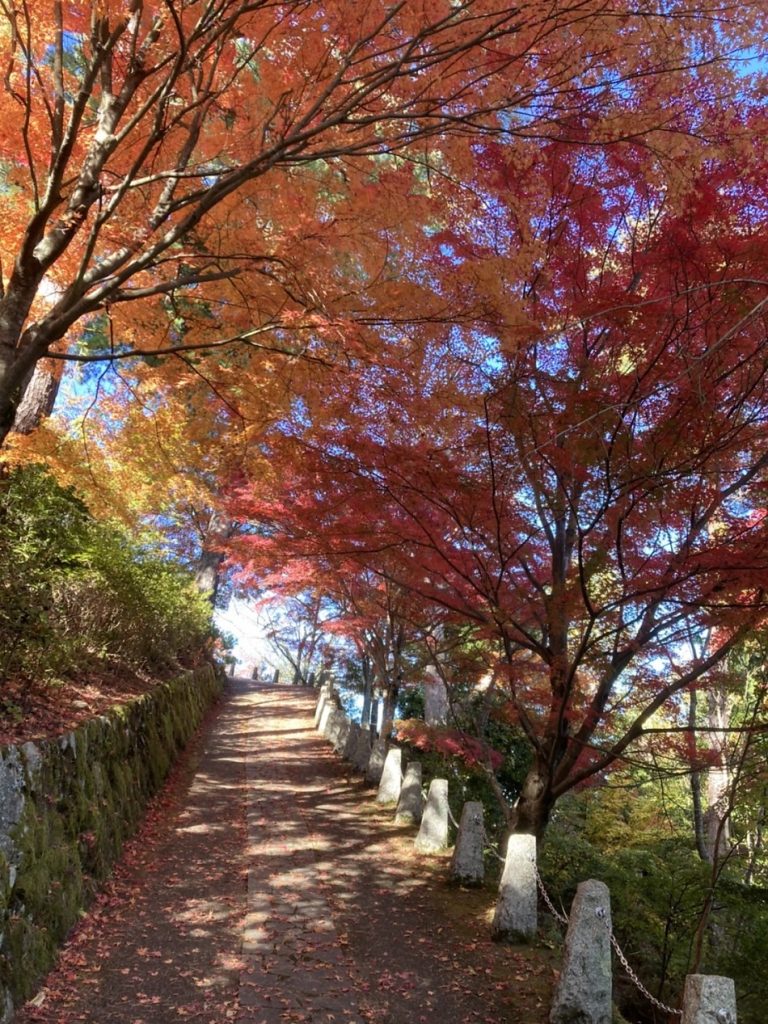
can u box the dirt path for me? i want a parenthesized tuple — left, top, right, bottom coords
(18, 681, 554, 1024)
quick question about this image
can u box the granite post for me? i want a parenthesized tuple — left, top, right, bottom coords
(414, 779, 449, 853)
(366, 737, 388, 784)
(549, 879, 612, 1024)
(314, 692, 328, 729)
(343, 721, 361, 761)
(491, 834, 537, 941)
(395, 762, 423, 824)
(682, 975, 737, 1024)
(376, 748, 403, 804)
(352, 725, 372, 773)
(317, 701, 332, 737)
(450, 801, 485, 886)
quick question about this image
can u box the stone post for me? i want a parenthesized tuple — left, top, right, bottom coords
(550, 879, 612, 1024)
(333, 712, 352, 753)
(682, 975, 737, 1024)
(313, 692, 328, 729)
(376, 748, 403, 804)
(395, 762, 423, 824)
(324, 707, 344, 745)
(415, 779, 449, 853)
(307, 671, 316, 688)
(366, 737, 388, 784)
(491, 834, 537, 941)
(450, 801, 485, 886)
(352, 725, 372, 773)
(292, 670, 301, 686)
(272, 668, 280, 685)
(317, 702, 332, 737)
(343, 721, 361, 762)
(424, 669, 449, 725)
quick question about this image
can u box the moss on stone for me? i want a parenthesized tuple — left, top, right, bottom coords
(0, 664, 221, 1018)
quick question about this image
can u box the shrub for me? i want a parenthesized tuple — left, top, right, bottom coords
(0, 466, 212, 684)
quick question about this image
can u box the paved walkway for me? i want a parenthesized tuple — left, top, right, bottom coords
(19, 681, 553, 1024)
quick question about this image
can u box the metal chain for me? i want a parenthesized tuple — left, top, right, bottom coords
(609, 933, 682, 1018)
(531, 857, 682, 1017)
(530, 857, 569, 925)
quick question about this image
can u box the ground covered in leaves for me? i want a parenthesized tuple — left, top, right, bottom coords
(16, 682, 556, 1024)
(0, 660, 203, 747)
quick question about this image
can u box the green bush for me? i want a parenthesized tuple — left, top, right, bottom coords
(0, 466, 212, 683)
(538, 787, 768, 1024)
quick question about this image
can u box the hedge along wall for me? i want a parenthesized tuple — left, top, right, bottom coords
(0, 663, 222, 1022)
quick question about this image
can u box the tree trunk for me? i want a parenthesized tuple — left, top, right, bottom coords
(702, 684, 732, 862)
(689, 688, 710, 862)
(194, 512, 234, 606)
(511, 756, 556, 837)
(12, 362, 62, 434)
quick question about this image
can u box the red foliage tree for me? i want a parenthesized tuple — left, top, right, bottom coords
(229, 125, 768, 834)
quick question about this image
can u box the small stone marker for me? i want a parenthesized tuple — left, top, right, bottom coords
(376, 748, 403, 804)
(314, 693, 327, 729)
(424, 671, 449, 725)
(324, 707, 344, 745)
(366, 738, 388, 784)
(333, 713, 351, 754)
(491, 834, 537, 941)
(317, 702, 332, 737)
(395, 762, 423, 824)
(308, 671, 316, 687)
(272, 668, 280, 685)
(352, 725, 372, 773)
(415, 778, 449, 853)
(343, 721, 360, 761)
(450, 801, 485, 886)
(550, 879, 612, 1024)
(682, 975, 737, 1024)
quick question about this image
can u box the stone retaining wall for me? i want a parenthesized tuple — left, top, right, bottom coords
(0, 664, 222, 1022)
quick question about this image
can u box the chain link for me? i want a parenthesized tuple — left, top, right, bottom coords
(609, 933, 682, 1018)
(530, 857, 683, 1018)
(531, 857, 569, 925)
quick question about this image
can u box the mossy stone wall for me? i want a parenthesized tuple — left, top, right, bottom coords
(0, 664, 222, 1022)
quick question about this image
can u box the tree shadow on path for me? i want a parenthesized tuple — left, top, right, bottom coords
(17, 681, 555, 1024)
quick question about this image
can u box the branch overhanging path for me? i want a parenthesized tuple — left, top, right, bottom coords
(16, 679, 553, 1024)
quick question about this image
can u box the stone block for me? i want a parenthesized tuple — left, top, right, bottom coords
(424, 671, 449, 725)
(395, 762, 423, 824)
(324, 708, 342, 745)
(682, 974, 737, 1024)
(376, 748, 403, 804)
(491, 834, 537, 941)
(313, 693, 327, 729)
(352, 725, 372, 773)
(317, 702, 332, 736)
(550, 879, 611, 1024)
(366, 738, 388, 784)
(333, 714, 351, 755)
(342, 721, 360, 762)
(450, 801, 484, 886)
(415, 778, 449, 853)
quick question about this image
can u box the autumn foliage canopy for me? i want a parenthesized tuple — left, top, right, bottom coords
(3, 0, 768, 831)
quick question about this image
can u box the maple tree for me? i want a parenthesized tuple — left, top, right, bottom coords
(229, 106, 768, 835)
(1, 0, 764, 448)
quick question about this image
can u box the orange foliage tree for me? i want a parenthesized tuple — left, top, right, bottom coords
(1, 0, 763, 445)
